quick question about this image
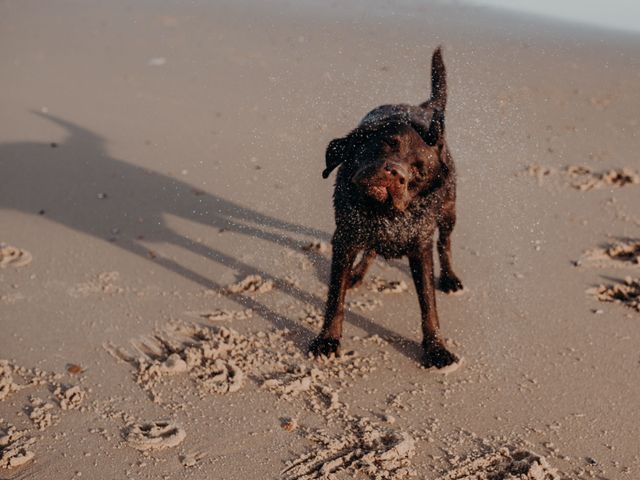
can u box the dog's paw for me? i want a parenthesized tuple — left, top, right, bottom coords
(309, 336, 341, 357)
(438, 274, 464, 295)
(422, 339, 459, 369)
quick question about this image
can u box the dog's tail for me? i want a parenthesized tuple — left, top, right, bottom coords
(421, 46, 447, 111)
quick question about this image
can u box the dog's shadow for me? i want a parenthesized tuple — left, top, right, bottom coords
(0, 112, 425, 363)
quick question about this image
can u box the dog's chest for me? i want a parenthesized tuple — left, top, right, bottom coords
(340, 202, 437, 258)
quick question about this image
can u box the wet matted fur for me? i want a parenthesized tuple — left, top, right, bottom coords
(310, 47, 464, 369)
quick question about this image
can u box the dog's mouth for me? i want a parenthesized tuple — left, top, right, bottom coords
(365, 184, 389, 202)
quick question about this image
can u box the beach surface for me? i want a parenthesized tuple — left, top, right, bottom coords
(1, 0, 639, 478)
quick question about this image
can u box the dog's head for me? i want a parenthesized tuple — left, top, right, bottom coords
(322, 110, 446, 211)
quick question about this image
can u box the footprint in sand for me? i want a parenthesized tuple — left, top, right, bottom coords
(437, 447, 561, 480)
(281, 417, 416, 480)
(124, 420, 186, 451)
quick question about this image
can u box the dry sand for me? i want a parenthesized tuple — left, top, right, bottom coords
(1, 0, 640, 478)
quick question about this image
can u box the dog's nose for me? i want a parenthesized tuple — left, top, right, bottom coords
(383, 163, 406, 185)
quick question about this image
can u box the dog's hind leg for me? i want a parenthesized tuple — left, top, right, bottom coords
(437, 205, 464, 294)
(409, 243, 459, 368)
(347, 249, 376, 289)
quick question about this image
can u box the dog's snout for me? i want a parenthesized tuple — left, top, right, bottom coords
(383, 163, 407, 184)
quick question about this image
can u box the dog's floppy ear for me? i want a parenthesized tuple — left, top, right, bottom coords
(410, 109, 444, 147)
(322, 137, 348, 178)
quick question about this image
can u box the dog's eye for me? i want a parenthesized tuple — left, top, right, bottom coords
(383, 138, 400, 149)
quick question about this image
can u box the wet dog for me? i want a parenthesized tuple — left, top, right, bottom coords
(310, 47, 463, 369)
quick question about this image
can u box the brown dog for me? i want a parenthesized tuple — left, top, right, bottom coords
(309, 47, 463, 368)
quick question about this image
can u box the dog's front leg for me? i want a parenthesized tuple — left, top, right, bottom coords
(348, 249, 376, 289)
(408, 242, 459, 368)
(309, 239, 358, 357)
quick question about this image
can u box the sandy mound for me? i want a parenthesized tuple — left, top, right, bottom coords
(525, 164, 640, 190)
(195, 358, 244, 394)
(224, 274, 274, 294)
(0, 425, 35, 470)
(0, 362, 20, 402)
(282, 417, 416, 479)
(0, 244, 32, 269)
(200, 308, 253, 321)
(347, 297, 382, 312)
(525, 165, 556, 185)
(587, 277, 640, 312)
(300, 307, 324, 328)
(68, 271, 124, 297)
(263, 365, 340, 412)
(28, 397, 58, 431)
(0, 360, 59, 402)
(577, 239, 640, 267)
(180, 451, 207, 468)
(368, 276, 409, 294)
(566, 165, 640, 191)
(54, 385, 86, 410)
(437, 447, 560, 480)
(124, 420, 186, 451)
(605, 240, 640, 264)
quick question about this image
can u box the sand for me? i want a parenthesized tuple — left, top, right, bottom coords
(526, 164, 640, 191)
(124, 420, 186, 452)
(0, 245, 32, 269)
(436, 447, 560, 480)
(0, 425, 35, 470)
(587, 277, 640, 312)
(1, 0, 640, 478)
(577, 238, 640, 267)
